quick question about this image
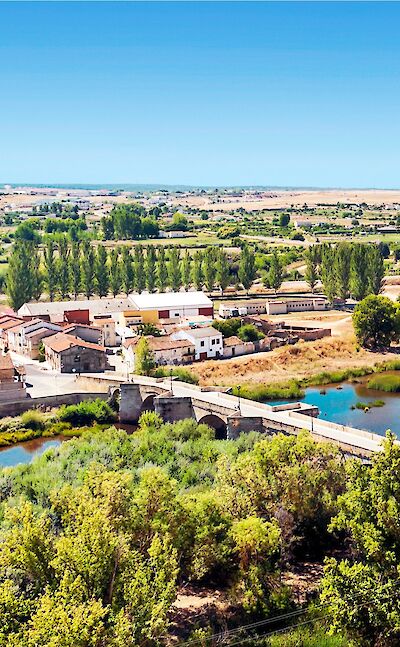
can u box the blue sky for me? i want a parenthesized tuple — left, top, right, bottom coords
(1, 1, 400, 187)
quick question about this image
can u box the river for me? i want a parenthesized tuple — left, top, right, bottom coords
(271, 378, 400, 437)
(0, 437, 63, 468)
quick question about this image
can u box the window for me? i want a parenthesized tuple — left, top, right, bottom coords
(200, 341, 205, 347)
(211, 338, 216, 345)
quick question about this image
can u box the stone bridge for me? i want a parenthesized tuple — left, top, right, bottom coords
(106, 376, 385, 458)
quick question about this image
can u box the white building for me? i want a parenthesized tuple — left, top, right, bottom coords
(172, 326, 223, 361)
(265, 298, 327, 315)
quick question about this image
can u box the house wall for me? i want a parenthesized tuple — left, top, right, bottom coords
(46, 346, 108, 373)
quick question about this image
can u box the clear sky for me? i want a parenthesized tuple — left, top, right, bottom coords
(1, 1, 400, 188)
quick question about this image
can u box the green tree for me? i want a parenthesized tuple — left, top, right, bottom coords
(238, 245, 256, 292)
(350, 244, 369, 301)
(203, 248, 217, 293)
(333, 243, 351, 300)
(353, 294, 400, 348)
(156, 246, 168, 292)
(6, 242, 34, 310)
(43, 239, 57, 301)
(120, 246, 134, 296)
(192, 251, 204, 290)
(109, 249, 121, 297)
(30, 245, 43, 301)
(279, 213, 290, 227)
(216, 249, 230, 293)
(133, 246, 145, 293)
(304, 248, 318, 293)
(81, 241, 95, 299)
(368, 245, 385, 295)
(57, 236, 70, 299)
(70, 241, 81, 298)
(135, 336, 155, 376)
(94, 245, 109, 297)
(320, 244, 337, 302)
(168, 248, 181, 292)
(145, 246, 157, 293)
(181, 250, 192, 290)
(321, 433, 400, 646)
(268, 251, 283, 293)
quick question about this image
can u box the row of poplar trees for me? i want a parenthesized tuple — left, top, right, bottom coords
(6, 239, 256, 310)
(305, 242, 385, 300)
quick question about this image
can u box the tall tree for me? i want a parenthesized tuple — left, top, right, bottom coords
(135, 336, 156, 376)
(333, 243, 351, 300)
(216, 249, 230, 294)
(368, 245, 385, 295)
(203, 247, 217, 292)
(120, 246, 134, 295)
(320, 244, 337, 302)
(70, 240, 81, 298)
(81, 241, 95, 298)
(156, 246, 168, 292)
(350, 244, 369, 301)
(238, 245, 256, 292)
(30, 245, 43, 301)
(57, 236, 70, 299)
(168, 248, 181, 292)
(267, 251, 283, 293)
(109, 249, 121, 297)
(6, 242, 34, 310)
(134, 246, 145, 293)
(304, 248, 318, 293)
(181, 250, 192, 290)
(145, 246, 157, 293)
(192, 251, 204, 290)
(95, 245, 109, 297)
(43, 239, 57, 301)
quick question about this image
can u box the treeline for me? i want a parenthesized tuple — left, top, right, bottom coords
(101, 204, 159, 240)
(6, 239, 256, 310)
(305, 242, 385, 300)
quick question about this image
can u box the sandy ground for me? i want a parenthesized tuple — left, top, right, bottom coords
(192, 334, 399, 387)
(266, 310, 353, 337)
(169, 188, 400, 212)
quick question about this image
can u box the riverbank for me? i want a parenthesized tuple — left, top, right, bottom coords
(192, 334, 400, 398)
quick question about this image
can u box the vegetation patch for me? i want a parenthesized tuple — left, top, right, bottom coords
(232, 380, 304, 401)
(367, 373, 400, 392)
(153, 366, 199, 384)
(353, 400, 385, 411)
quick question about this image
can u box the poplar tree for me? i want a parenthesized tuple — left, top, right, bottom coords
(70, 240, 81, 298)
(43, 239, 57, 301)
(268, 250, 283, 293)
(145, 246, 157, 293)
(216, 249, 230, 293)
(120, 246, 134, 295)
(168, 248, 181, 292)
(203, 247, 217, 292)
(156, 246, 168, 292)
(192, 251, 204, 290)
(81, 241, 95, 298)
(181, 250, 192, 290)
(57, 236, 70, 298)
(238, 245, 256, 292)
(134, 246, 145, 293)
(333, 243, 351, 300)
(95, 244, 109, 297)
(320, 244, 336, 302)
(350, 244, 369, 301)
(30, 245, 43, 301)
(304, 248, 318, 293)
(6, 241, 34, 310)
(368, 245, 385, 295)
(109, 249, 121, 297)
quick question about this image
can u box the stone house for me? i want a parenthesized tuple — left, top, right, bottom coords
(44, 333, 110, 373)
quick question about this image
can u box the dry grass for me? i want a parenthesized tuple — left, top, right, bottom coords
(192, 334, 400, 387)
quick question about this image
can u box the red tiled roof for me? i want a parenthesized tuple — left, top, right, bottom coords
(124, 335, 193, 352)
(0, 353, 14, 371)
(43, 333, 106, 354)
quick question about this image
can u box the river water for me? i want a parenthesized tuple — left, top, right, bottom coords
(0, 438, 62, 468)
(271, 379, 400, 437)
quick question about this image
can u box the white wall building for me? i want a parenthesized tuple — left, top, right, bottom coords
(172, 326, 223, 361)
(265, 298, 327, 315)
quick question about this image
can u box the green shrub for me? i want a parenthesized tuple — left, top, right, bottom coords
(367, 374, 400, 392)
(43, 421, 73, 437)
(20, 409, 48, 431)
(232, 380, 304, 402)
(153, 367, 199, 385)
(57, 399, 117, 426)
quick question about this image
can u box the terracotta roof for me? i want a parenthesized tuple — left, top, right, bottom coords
(91, 318, 115, 325)
(43, 332, 106, 354)
(0, 318, 25, 331)
(0, 353, 14, 371)
(124, 335, 193, 352)
(63, 323, 101, 332)
(177, 326, 222, 339)
(25, 328, 57, 340)
(224, 335, 244, 347)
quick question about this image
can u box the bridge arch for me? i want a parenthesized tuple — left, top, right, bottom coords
(140, 393, 158, 413)
(108, 387, 121, 412)
(198, 414, 227, 440)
